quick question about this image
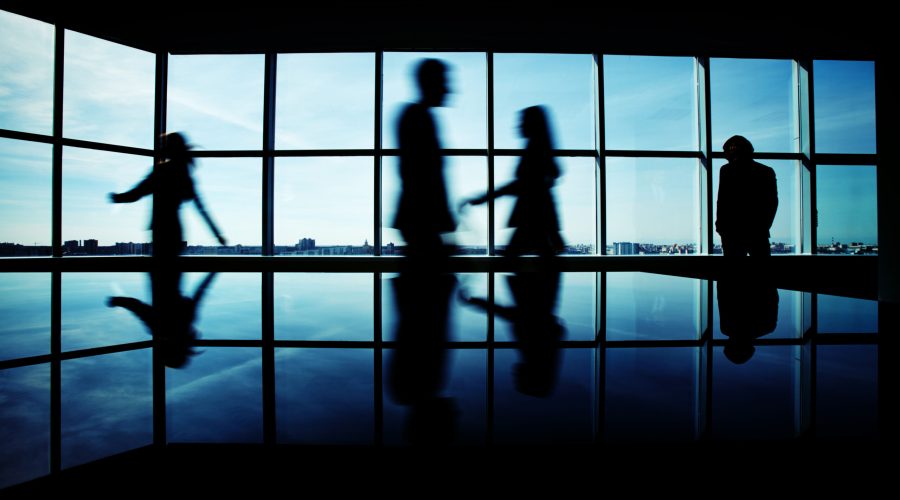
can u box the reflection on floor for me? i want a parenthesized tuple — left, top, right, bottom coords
(0, 271, 884, 490)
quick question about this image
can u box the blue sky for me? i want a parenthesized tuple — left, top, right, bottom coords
(0, 9, 879, 249)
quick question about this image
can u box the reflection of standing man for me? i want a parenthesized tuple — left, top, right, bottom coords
(715, 135, 778, 257)
(394, 59, 456, 261)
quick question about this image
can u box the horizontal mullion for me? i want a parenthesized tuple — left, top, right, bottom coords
(813, 153, 878, 166)
(61, 137, 154, 156)
(0, 128, 55, 145)
(492, 148, 596, 157)
(708, 151, 806, 161)
(1, 340, 154, 370)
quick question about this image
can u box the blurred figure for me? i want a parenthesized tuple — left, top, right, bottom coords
(110, 132, 226, 258)
(463, 106, 564, 257)
(715, 135, 778, 257)
(108, 271, 217, 368)
(393, 59, 456, 264)
(462, 271, 565, 397)
(386, 272, 458, 445)
(717, 269, 779, 364)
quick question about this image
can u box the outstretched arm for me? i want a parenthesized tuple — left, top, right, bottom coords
(464, 180, 520, 208)
(107, 296, 154, 330)
(193, 195, 227, 245)
(191, 272, 218, 304)
(110, 172, 154, 204)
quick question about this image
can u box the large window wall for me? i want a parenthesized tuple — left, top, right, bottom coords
(0, 9, 879, 257)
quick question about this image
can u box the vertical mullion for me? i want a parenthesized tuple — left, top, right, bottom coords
(262, 271, 275, 444)
(375, 52, 383, 256)
(152, 51, 168, 447)
(487, 52, 495, 256)
(50, 270, 61, 473)
(805, 59, 817, 254)
(698, 57, 713, 254)
(374, 272, 383, 446)
(595, 54, 606, 255)
(51, 26, 64, 258)
(262, 53, 277, 444)
(486, 271, 494, 445)
(263, 53, 276, 256)
(798, 59, 816, 254)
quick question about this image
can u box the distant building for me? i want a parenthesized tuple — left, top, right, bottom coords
(83, 239, 99, 254)
(64, 240, 80, 254)
(614, 242, 635, 255)
(298, 238, 316, 251)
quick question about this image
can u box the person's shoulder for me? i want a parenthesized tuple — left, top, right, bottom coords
(753, 160, 776, 176)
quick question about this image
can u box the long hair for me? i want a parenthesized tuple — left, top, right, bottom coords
(162, 132, 195, 167)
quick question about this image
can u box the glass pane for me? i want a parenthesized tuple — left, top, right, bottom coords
(0, 363, 50, 489)
(607, 273, 701, 341)
(276, 273, 373, 341)
(817, 294, 878, 334)
(167, 347, 262, 443)
(0, 138, 52, 250)
(494, 272, 595, 342)
(713, 159, 800, 254)
(167, 55, 264, 150)
(814, 60, 876, 154)
(817, 165, 877, 252)
(494, 348, 594, 444)
(711, 58, 795, 153)
(383, 273, 487, 342)
(382, 52, 486, 149)
(274, 157, 374, 251)
(62, 147, 153, 251)
(182, 272, 259, 340)
(0, 10, 54, 135)
(606, 158, 699, 254)
(495, 156, 595, 255)
(276, 348, 373, 444)
(383, 348, 486, 445)
(494, 53, 595, 150)
(61, 349, 152, 468)
(276, 53, 374, 149)
(816, 345, 878, 438)
(714, 284, 803, 340)
(181, 158, 261, 252)
(712, 345, 798, 439)
(605, 347, 699, 441)
(63, 30, 154, 148)
(0, 273, 50, 362)
(382, 156, 488, 255)
(603, 55, 697, 151)
(62, 273, 149, 351)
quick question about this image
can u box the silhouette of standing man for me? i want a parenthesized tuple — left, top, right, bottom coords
(716, 135, 778, 257)
(394, 59, 456, 263)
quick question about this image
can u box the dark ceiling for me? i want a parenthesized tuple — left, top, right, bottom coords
(0, 2, 891, 59)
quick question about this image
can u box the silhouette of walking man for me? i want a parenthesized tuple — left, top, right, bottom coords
(463, 106, 564, 257)
(715, 135, 777, 257)
(110, 132, 226, 258)
(393, 59, 456, 263)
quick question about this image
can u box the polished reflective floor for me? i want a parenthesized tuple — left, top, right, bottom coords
(0, 271, 882, 489)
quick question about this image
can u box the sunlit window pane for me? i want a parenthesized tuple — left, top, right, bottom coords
(62, 147, 153, 250)
(183, 272, 260, 340)
(382, 156, 487, 254)
(182, 158, 261, 252)
(816, 165, 877, 252)
(63, 30, 154, 148)
(382, 52, 486, 149)
(604, 55, 697, 151)
(275, 273, 373, 341)
(711, 58, 795, 153)
(494, 53, 595, 150)
(275, 157, 373, 251)
(61, 273, 149, 351)
(0, 10, 54, 135)
(712, 159, 800, 254)
(0, 137, 52, 249)
(0, 273, 50, 361)
(494, 156, 595, 254)
(276, 53, 374, 149)
(814, 60, 876, 154)
(168, 55, 264, 150)
(607, 158, 699, 254)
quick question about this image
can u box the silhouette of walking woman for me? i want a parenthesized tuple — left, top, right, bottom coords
(463, 106, 564, 256)
(110, 132, 226, 257)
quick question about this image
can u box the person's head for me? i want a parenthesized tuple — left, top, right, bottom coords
(162, 132, 193, 164)
(724, 135, 754, 163)
(724, 338, 755, 365)
(416, 59, 450, 107)
(519, 105, 555, 148)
